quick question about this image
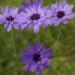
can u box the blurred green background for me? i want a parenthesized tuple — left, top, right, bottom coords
(0, 0, 75, 75)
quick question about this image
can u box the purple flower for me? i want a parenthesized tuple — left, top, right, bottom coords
(19, 42, 53, 75)
(16, 0, 52, 33)
(47, 0, 75, 26)
(0, 7, 19, 32)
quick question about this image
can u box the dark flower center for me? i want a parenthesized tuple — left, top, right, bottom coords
(31, 13, 40, 20)
(6, 16, 14, 22)
(57, 11, 65, 18)
(33, 53, 41, 62)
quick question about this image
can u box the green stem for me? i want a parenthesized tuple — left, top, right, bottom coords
(35, 33, 39, 41)
(57, 26, 63, 41)
(10, 31, 16, 54)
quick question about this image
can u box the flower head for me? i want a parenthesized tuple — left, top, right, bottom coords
(19, 42, 54, 75)
(16, 0, 51, 33)
(0, 7, 19, 32)
(47, 0, 75, 26)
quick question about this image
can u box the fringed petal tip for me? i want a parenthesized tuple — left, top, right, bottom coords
(22, 1, 28, 7)
(37, 0, 43, 6)
(30, 0, 34, 6)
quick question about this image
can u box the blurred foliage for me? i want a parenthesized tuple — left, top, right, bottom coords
(0, 0, 75, 75)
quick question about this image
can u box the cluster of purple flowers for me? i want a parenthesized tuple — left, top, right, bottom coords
(0, 0, 75, 33)
(19, 42, 54, 75)
(0, 0, 75, 75)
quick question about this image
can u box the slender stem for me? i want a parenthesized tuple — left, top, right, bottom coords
(10, 31, 16, 54)
(35, 33, 39, 41)
(57, 26, 62, 41)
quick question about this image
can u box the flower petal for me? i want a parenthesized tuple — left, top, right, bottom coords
(34, 24, 39, 33)
(11, 8, 18, 16)
(1, 7, 10, 17)
(65, 13, 75, 19)
(63, 20, 69, 24)
(37, 0, 42, 6)
(0, 15, 5, 24)
(25, 62, 36, 72)
(4, 22, 12, 32)
(22, 1, 28, 7)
